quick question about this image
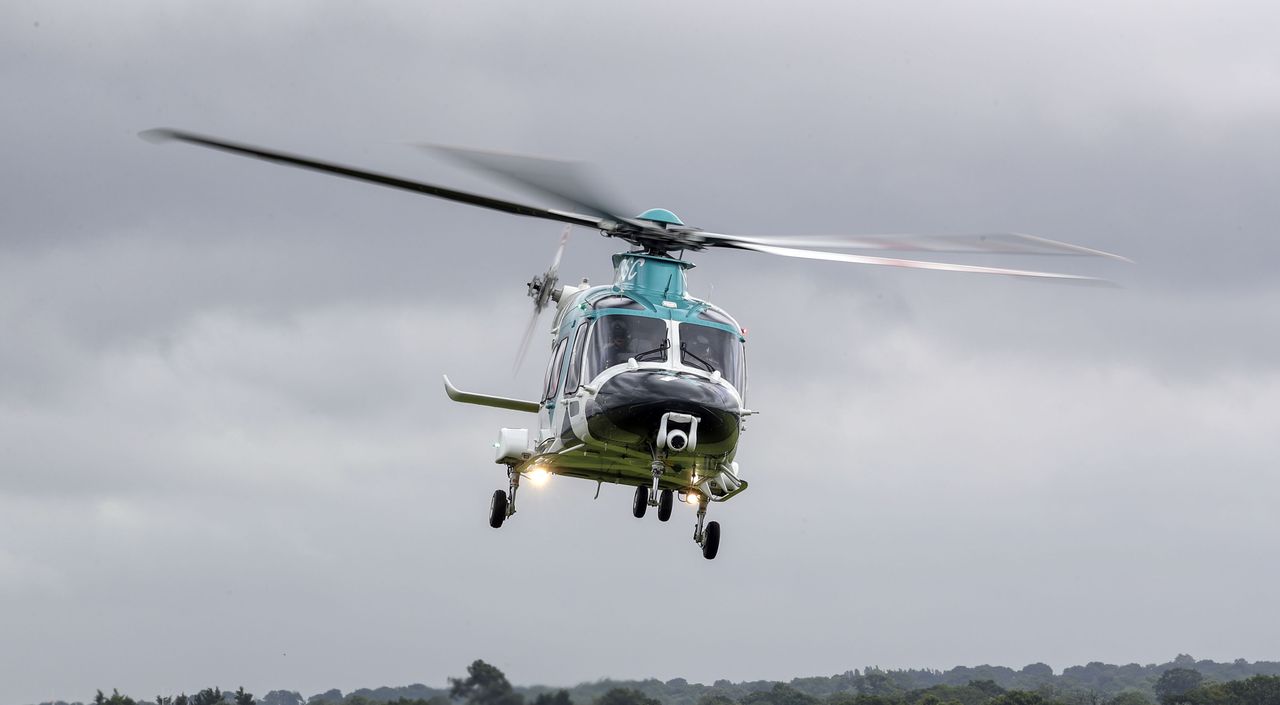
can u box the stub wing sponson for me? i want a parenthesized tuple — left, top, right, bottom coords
(443, 375, 540, 414)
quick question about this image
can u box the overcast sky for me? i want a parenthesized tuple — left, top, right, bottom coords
(3, 2, 1279, 704)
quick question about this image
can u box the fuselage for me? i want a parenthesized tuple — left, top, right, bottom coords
(531, 252, 748, 500)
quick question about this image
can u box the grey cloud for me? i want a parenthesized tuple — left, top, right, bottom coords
(3, 1, 1280, 704)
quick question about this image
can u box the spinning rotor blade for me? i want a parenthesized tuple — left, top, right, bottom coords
(422, 144, 636, 224)
(513, 310, 542, 375)
(703, 231, 1130, 261)
(719, 240, 1118, 285)
(140, 128, 603, 229)
(514, 225, 572, 374)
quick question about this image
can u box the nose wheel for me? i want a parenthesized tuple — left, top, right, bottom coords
(693, 499, 720, 559)
(489, 467, 520, 529)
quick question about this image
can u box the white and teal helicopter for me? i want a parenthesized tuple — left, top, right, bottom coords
(143, 129, 1126, 559)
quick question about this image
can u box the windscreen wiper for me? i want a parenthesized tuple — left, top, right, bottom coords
(680, 343, 716, 373)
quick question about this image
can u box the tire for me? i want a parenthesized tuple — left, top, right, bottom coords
(702, 521, 721, 560)
(657, 489, 674, 522)
(489, 489, 508, 528)
(632, 485, 648, 518)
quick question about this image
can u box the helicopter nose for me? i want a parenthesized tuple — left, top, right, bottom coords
(587, 370, 740, 452)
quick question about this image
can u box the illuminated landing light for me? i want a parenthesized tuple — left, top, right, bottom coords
(526, 468, 551, 487)
(685, 491, 700, 505)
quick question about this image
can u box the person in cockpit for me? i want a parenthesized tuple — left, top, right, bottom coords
(604, 321, 633, 368)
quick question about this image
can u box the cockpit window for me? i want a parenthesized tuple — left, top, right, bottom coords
(587, 315, 668, 376)
(678, 323, 744, 390)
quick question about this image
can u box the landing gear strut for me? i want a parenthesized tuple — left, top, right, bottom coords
(648, 459, 664, 506)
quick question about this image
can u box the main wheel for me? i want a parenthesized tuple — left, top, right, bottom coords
(657, 489, 674, 522)
(701, 521, 721, 560)
(632, 485, 648, 518)
(489, 489, 509, 528)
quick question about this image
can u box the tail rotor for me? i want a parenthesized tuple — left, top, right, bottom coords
(514, 225, 571, 373)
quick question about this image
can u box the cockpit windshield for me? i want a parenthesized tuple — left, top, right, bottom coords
(587, 315, 669, 376)
(679, 323, 745, 390)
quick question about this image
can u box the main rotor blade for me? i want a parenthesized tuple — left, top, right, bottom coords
(140, 128, 603, 229)
(702, 231, 1130, 261)
(720, 241, 1118, 286)
(422, 143, 636, 224)
(549, 225, 571, 276)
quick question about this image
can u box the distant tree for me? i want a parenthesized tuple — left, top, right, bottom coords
(261, 692, 305, 705)
(531, 691, 572, 705)
(987, 693, 1047, 705)
(968, 681, 1006, 698)
(1154, 670, 1203, 705)
(234, 688, 254, 705)
(741, 684, 818, 705)
(594, 689, 661, 705)
(1022, 665, 1055, 680)
(1105, 692, 1152, 705)
(1177, 674, 1280, 705)
(175, 694, 190, 705)
(449, 661, 523, 705)
(858, 674, 902, 698)
(99, 690, 137, 705)
(190, 689, 225, 705)
(697, 695, 738, 705)
(157, 696, 173, 705)
(308, 691, 343, 705)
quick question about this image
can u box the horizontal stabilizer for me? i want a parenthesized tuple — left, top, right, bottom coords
(443, 375, 540, 413)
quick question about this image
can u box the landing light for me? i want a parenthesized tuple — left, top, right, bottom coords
(526, 468, 551, 487)
(685, 492, 700, 505)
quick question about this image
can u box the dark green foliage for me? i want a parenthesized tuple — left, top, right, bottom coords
(531, 692, 572, 705)
(595, 690, 662, 705)
(95, 690, 137, 705)
(742, 684, 819, 705)
(190, 690, 225, 705)
(77, 657, 1280, 705)
(1174, 675, 1280, 705)
(986, 693, 1048, 705)
(1154, 670, 1203, 705)
(450, 661, 523, 705)
(1104, 692, 1151, 705)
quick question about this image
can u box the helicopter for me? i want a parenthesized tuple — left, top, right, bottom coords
(142, 128, 1126, 559)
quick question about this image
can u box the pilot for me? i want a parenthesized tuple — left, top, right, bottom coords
(604, 320, 633, 367)
(686, 330, 720, 371)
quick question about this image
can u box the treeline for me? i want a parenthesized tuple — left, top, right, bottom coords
(46, 655, 1280, 705)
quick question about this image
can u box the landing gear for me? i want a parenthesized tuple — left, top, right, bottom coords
(657, 489, 674, 521)
(693, 499, 720, 560)
(489, 490, 508, 528)
(489, 466, 519, 529)
(648, 459, 664, 506)
(702, 521, 721, 559)
(632, 485, 648, 518)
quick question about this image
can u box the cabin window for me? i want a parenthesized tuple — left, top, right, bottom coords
(586, 315, 668, 377)
(542, 337, 569, 402)
(678, 323, 744, 390)
(563, 321, 589, 393)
